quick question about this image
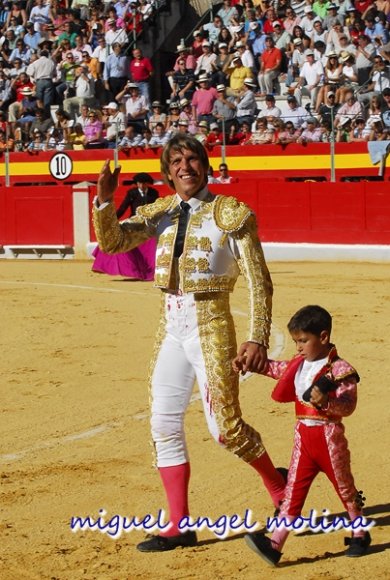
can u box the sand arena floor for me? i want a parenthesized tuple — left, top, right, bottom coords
(0, 259, 389, 580)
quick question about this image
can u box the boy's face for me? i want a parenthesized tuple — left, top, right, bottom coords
(290, 330, 330, 361)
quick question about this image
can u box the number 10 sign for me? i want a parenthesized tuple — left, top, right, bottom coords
(49, 152, 73, 180)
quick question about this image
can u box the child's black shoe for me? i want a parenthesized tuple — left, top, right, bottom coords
(245, 532, 282, 566)
(344, 531, 371, 557)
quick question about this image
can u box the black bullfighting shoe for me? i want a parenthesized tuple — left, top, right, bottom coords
(136, 531, 198, 552)
(245, 532, 282, 566)
(344, 532, 371, 557)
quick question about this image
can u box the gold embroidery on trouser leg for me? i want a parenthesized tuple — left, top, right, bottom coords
(148, 292, 168, 468)
(195, 294, 265, 463)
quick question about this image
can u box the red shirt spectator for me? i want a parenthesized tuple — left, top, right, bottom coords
(130, 48, 153, 82)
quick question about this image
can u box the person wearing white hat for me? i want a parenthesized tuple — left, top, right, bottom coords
(235, 77, 257, 126)
(148, 101, 167, 133)
(194, 40, 217, 76)
(294, 49, 324, 108)
(226, 53, 254, 95)
(235, 40, 255, 71)
(286, 37, 306, 89)
(103, 101, 126, 148)
(272, 21, 291, 52)
(299, 6, 317, 37)
(116, 81, 149, 133)
(191, 75, 218, 125)
(211, 82, 237, 132)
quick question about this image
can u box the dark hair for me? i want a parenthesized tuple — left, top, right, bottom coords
(287, 305, 332, 335)
(160, 134, 209, 189)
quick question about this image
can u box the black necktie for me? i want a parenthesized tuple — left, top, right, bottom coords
(174, 201, 191, 257)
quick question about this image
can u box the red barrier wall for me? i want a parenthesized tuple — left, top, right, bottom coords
(87, 180, 390, 245)
(1, 181, 389, 248)
(1, 186, 74, 246)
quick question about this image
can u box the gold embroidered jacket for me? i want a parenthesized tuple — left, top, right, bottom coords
(93, 191, 272, 345)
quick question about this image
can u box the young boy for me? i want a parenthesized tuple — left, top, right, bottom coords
(234, 305, 371, 565)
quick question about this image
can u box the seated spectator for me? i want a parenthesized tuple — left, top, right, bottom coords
(334, 89, 364, 127)
(211, 42, 232, 86)
(234, 39, 255, 71)
(194, 40, 217, 76)
(215, 162, 234, 183)
(129, 47, 153, 104)
(244, 116, 274, 144)
(318, 91, 340, 124)
(258, 36, 282, 96)
(315, 52, 343, 112)
(205, 122, 223, 147)
(84, 109, 105, 148)
(9, 39, 32, 66)
(104, 101, 126, 148)
(357, 56, 390, 105)
(281, 95, 309, 128)
(117, 124, 143, 150)
(148, 100, 167, 132)
(192, 29, 205, 59)
(212, 83, 237, 132)
(139, 126, 153, 148)
(171, 58, 195, 102)
(226, 120, 251, 144)
(45, 127, 67, 151)
(297, 117, 322, 143)
(0, 128, 14, 152)
(166, 100, 181, 131)
(203, 14, 224, 47)
(191, 75, 218, 125)
(177, 118, 190, 135)
(0, 70, 13, 112)
(217, 0, 239, 28)
(349, 116, 368, 141)
(178, 98, 197, 134)
(355, 34, 375, 87)
(63, 65, 96, 119)
(257, 93, 281, 123)
(294, 49, 324, 109)
(105, 18, 128, 47)
(26, 128, 45, 152)
(117, 82, 149, 133)
(337, 52, 358, 103)
(146, 121, 170, 148)
(277, 120, 301, 144)
(67, 122, 86, 150)
(335, 117, 352, 141)
(29, 107, 53, 139)
(207, 165, 218, 183)
(228, 53, 254, 95)
(272, 20, 291, 51)
(194, 119, 209, 143)
(235, 76, 257, 126)
(368, 120, 387, 141)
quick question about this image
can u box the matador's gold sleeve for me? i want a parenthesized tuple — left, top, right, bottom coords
(234, 215, 273, 347)
(92, 202, 153, 254)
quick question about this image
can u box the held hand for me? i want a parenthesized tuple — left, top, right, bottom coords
(310, 385, 329, 409)
(232, 342, 268, 375)
(97, 159, 121, 205)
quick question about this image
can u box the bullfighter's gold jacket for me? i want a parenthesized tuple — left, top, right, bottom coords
(93, 188, 272, 345)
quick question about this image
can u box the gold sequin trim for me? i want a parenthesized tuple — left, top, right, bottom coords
(214, 195, 252, 233)
(196, 296, 265, 462)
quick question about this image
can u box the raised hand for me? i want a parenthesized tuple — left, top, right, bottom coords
(97, 159, 121, 205)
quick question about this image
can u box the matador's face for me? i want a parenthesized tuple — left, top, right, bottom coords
(167, 148, 207, 201)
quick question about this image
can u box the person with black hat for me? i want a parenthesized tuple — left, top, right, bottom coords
(92, 171, 158, 280)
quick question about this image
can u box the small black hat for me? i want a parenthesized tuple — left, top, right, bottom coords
(132, 172, 154, 184)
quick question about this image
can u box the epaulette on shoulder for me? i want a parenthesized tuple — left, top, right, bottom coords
(136, 195, 176, 219)
(213, 195, 252, 233)
(331, 358, 360, 384)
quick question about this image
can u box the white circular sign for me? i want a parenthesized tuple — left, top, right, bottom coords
(49, 152, 73, 180)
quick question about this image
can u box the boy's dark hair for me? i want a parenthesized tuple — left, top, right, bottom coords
(287, 305, 332, 335)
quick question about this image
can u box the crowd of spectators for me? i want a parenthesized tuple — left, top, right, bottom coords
(0, 0, 389, 152)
